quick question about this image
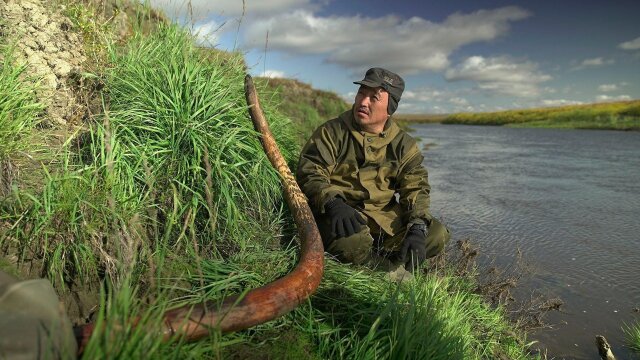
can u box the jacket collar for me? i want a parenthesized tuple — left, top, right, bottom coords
(339, 109, 400, 145)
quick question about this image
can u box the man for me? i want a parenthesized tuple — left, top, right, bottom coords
(296, 67, 450, 278)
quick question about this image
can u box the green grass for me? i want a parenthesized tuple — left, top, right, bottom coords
(435, 100, 640, 130)
(624, 321, 640, 354)
(76, 249, 536, 359)
(1, 23, 295, 285)
(289, 261, 533, 360)
(102, 24, 296, 249)
(0, 2, 538, 359)
(0, 42, 44, 162)
(60, 1, 111, 61)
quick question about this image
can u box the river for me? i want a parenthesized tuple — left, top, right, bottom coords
(413, 124, 640, 359)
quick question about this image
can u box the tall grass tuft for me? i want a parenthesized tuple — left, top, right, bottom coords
(1, 22, 297, 289)
(102, 24, 295, 253)
(79, 278, 203, 359)
(0, 43, 44, 194)
(285, 261, 534, 360)
(624, 321, 640, 353)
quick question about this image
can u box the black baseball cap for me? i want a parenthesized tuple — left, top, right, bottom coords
(353, 67, 405, 102)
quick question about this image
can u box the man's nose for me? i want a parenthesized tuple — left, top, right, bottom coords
(357, 96, 370, 107)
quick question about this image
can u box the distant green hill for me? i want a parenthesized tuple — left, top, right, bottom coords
(257, 77, 350, 142)
(400, 100, 640, 131)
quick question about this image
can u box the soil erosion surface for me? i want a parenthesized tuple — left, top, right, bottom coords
(0, 0, 86, 126)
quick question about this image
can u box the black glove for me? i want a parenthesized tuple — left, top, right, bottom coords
(325, 197, 367, 238)
(401, 224, 428, 271)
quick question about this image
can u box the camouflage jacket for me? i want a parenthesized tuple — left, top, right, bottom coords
(296, 109, 432, 236)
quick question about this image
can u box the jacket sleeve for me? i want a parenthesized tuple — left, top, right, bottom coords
(295, 124, 344, 213)
(396, 142, 433, 226)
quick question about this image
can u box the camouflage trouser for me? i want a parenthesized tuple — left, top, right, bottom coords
(314, 210, 451, 265)
(0, 271, 77, 359)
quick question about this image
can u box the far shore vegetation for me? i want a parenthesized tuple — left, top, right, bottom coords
(395, 100, 640, 131)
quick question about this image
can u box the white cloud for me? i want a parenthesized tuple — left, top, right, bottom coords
(619, 36, 640, 50)
(572, 57, 615, 70)
(243, 6, 530, 74)
(582, 57, 607, 66)
(148, 0, 314, 19)
(445, 56, 552, 97)
(598, 84, 618, 92)
(596, 94, 632, 102)
(192, 20, 222, 46)
(403, 89, 446, 102)
(449, 97, 469, 106)
(541, 99, 584, 107)
(261, 70, 286, 78)
(400, 88, 478, 113)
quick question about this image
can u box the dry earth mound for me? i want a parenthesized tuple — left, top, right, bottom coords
(0, 0, 86, 126)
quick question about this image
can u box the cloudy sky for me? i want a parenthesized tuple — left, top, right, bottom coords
(149, 0, 640, 114)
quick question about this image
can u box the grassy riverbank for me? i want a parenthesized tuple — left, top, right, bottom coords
(0, 1, 542, 358)
(399, 100, 640, 131)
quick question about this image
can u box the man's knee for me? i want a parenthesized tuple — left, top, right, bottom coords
(325, 230, 373, 265)
(425, 219, 451, 258)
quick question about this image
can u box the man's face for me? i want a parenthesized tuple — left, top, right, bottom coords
(353, 85, 389, 133)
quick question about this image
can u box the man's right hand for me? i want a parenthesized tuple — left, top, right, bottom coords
(325, 197, 367, 238)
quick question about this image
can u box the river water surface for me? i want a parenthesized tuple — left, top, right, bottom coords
(414, 124, 640, 359)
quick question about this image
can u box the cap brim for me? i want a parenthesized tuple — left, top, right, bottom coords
(353, 80, 383, 88)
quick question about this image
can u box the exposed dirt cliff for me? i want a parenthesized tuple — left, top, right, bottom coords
(1, 0, 85, 126)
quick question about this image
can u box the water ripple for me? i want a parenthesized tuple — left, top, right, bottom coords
(416, 124, 640, 358)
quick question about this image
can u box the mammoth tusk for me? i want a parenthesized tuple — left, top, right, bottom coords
(74, 74, 324, 354)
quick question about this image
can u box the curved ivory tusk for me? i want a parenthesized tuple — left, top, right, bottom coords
(75, 75, 324, 353)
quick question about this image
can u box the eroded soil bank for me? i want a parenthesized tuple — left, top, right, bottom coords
(1, 0, 86, 126)
(0, 0, 162, 325)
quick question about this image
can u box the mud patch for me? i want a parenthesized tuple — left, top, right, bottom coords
(0, 250, 100, 325)
(0, 159, 14, 196)
(0, 0, 86, 126)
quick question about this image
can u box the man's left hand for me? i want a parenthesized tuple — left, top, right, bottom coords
(400, 225, 428, 271)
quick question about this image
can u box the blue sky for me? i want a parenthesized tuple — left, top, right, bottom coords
(149, 0, 640, 114)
